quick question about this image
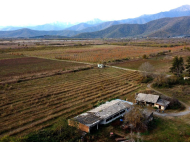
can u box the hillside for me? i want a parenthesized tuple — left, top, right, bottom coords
(74, 16, 190, 38)
(1, 16, 190, 38)
(76, 5, 190, 33)
(0, 28, 79, 38)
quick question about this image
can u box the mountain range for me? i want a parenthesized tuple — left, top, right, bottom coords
(74, 16, 190, 38)
(0, 5, 190, 38)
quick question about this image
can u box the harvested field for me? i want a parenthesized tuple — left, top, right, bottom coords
(0, 57, 86, 79)
(14, 45, 184, 63)
(0, 67, 144, 137)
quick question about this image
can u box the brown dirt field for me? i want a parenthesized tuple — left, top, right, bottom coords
(0, 57, 86, 80)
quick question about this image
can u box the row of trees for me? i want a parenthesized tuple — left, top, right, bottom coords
(170, 56, 190, 77)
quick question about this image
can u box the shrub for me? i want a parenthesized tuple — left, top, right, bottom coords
(142, 54, 148, 59)
(141, 76, 153, 83)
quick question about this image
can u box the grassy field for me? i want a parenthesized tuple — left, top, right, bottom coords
(143, 117, 190, 142)
(113, 56, 172, 73)
(13, 45, 184, 63)
(113, 50, 190, 73)
(0, 67, 144, 138)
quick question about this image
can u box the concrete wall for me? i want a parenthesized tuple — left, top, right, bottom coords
(79, 123, 90, 133)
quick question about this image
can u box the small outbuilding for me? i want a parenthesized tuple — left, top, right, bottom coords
(135, 93, 170, 110)
(97, 64, 105, 68)
(154, 99, 170, 110)
(135, 93, 159, 106)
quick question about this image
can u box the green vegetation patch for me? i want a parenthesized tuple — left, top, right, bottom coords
(145, 117, 190, 142)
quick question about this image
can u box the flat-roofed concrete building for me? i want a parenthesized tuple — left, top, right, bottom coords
(68, 99, 133, 133)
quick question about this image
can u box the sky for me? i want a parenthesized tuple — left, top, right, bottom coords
(0, 0, 190, 26)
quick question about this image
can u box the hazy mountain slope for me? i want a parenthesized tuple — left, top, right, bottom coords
(65, 23, 92, 31)
(77, 5, 190, 33)
(74, 16, 190, 38)
(0, 19, 104, 32)
(1, 16, 190, 38)
(0, 28, 79, 38)
(79, 21, 120, 33)
(65, 19, 105, 31)
(147, 17, 190, 37)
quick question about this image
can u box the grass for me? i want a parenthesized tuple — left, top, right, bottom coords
(114, 50, 190, 74)
(144, 117, 190, 142)
(114, 57, 172, 72)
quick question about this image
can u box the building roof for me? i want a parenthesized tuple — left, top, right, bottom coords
(88, 99, 132, 119)
(156, 99, 170, 107)
(73, 112, 101, 127)
(73, 99, 132, 127)
(136, 93, 159, 103)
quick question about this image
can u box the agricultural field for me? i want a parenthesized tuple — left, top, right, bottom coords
(113, 50, 190, 73)
(0, 67, 144, 138)
(14, 45, 184, 63)
(0, 39, 104, 49)
(0, 55, 87, 83)
(0, 38, 190, 141)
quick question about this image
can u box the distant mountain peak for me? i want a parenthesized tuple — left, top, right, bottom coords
(171, 5, 190, 12)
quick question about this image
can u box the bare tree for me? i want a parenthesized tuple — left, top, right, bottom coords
(124, 106, 147, 132)
(139, 62, 155, 77)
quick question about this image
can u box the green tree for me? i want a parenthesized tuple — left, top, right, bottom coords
(170, 56, 184, 77)
(186, 56, 190, 76)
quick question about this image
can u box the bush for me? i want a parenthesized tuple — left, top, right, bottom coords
(141, 76, 153, 83)
(152, 75, 189, 88)
(142, 54, 148, 59)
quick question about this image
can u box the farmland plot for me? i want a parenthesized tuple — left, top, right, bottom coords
(0, 57, 87, 81)
(0, 67, 144, 137)
(15, 45, 184, 63)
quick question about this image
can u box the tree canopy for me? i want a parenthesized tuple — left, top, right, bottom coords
(186, 56, 190, 76)
(169, 56, 184, 77)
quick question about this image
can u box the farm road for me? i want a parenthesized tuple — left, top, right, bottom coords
(147, 83, 190, 117)
(107, 65, 138, 72)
